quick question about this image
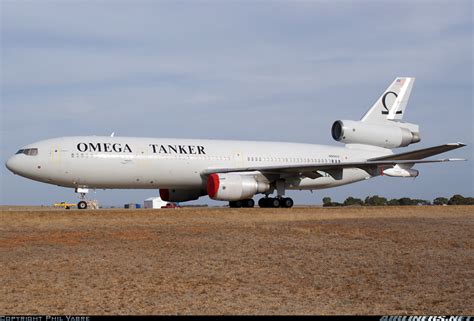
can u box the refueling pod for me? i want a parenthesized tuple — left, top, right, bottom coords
(382, 168, 419, 177)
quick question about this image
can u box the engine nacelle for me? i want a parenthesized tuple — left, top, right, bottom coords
(159, 188, 204, 202)
(382, 168, 419, 177)
(331, 120, 420, 149)
(207, 173, 270, 201)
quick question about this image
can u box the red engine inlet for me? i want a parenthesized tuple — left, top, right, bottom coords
(207, 173, 220, 198)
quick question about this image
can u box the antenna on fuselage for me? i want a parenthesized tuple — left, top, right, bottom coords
(110, 132, 115, 137)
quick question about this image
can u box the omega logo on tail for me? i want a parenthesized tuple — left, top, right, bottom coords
(381, 91, 403, 115)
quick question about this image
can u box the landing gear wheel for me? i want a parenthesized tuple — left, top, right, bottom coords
(282, 197, 294, 208)
(258, 198, 269, 208)
(229, 200, 243, 208)
(78, 201, 88, 210)
(270, 198, 281, 208)
(243, 199, 255, 208)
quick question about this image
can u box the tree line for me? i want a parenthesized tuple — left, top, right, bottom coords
(322, 194, 474, 207)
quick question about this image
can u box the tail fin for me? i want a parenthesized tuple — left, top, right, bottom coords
(361, 77, 415, 123)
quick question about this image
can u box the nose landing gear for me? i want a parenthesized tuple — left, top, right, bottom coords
(78, 200, 88, 209)
(75, 187, 89, 210)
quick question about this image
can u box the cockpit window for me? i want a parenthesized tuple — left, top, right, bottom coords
(15, 148, 38, 156)
(27, 148, 38, 156)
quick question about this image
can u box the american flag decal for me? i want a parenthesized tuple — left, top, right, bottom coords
(396, 78, 405, 86)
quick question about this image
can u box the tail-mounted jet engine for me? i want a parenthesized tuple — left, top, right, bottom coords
(331, 120, 420, 149)
(207, 173, 270, 201)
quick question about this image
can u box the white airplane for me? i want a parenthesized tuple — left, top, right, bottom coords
(5, 77, 466, 209)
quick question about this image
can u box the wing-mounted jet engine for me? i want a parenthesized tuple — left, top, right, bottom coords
(207, 173, 270, 201)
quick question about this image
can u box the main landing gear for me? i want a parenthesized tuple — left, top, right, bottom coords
(258, 197, 294, 208)
(229, 199, 255, 208)
(258, 179, 294, 208)
(228, 197, 294, 208)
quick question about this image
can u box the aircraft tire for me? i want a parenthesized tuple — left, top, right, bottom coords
(243, 199, 255, 208)
(282, 197, 294, 208)
(229, 200, 243, 208)
(270, 198, 281, 208)
(258, 198, 268, 208)
(78, 201, 88, 210)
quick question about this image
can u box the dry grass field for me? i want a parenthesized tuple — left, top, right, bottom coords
(0, 206, 473, 315)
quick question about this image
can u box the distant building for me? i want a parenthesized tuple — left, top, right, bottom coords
(144, 197, 168, 209)
(124, 203, 141, 209)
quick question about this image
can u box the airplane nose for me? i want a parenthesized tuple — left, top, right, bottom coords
(5, 156, 16, 173)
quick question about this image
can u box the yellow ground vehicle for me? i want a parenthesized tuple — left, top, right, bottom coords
(54, 202, 77, 209)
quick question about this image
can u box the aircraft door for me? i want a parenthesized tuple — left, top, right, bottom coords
(51, 145, 61, 164)
(233, 150, 244, 167)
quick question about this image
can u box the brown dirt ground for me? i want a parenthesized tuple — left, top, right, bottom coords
(0, 206, 473, 315)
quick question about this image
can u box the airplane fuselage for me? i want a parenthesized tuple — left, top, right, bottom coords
(6, 136, 387, 191)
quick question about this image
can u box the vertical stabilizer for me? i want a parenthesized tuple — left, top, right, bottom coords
(361, 77, 415, 123)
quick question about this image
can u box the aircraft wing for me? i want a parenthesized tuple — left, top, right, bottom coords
(201, 143, 466, 179)
(202, 158, 465, 175)
(368, 143, 466, 161)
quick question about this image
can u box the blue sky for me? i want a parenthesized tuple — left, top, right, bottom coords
(1, 0, 472, 206)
